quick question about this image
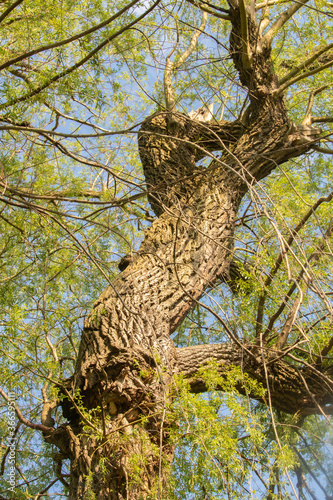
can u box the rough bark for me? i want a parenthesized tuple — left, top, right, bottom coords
(176, 344, 333, 414)
(45, 1, 332, 499)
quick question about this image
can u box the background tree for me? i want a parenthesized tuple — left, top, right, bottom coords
(0, 0, 332, 498)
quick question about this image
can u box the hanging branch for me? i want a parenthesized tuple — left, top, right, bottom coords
(255, 192, 333, 336)
(262, 219, 333, 342)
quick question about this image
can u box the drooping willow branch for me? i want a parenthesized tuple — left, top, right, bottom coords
(0, 0, 161, 110)
(0, 0, 142, 72)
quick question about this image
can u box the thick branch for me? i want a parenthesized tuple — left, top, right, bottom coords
(312, 145, 333, 155)
(238, 0, 252, 70)
(312, 116, 333, 124)
(176, 343, 333, 414)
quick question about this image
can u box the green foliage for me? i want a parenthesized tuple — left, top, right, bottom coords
(0, 0, 332, 498)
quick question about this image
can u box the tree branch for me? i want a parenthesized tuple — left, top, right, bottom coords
(175, 12, 208, 69)
(0, 0, 141, 72)
(186, 0, 230, 20)
(263, 0, 310, 46)
(255, 0, 290, 10)
(312, 116, 333, 123)
(279, 43, 333, 86)
(0, 387, 54, 433)
(302, 85, 330, 125)
(276, 285, 303, 350)
(262, 218, 333, 340)
(164, 11, 208, 111)
(0, 121, 139, 138)
(256, 191, 333, 335)
(312, 145, 333, 155)
(0, 0, 161, 110)
(0, 0, 23, 24)
(175, 343, 333, 414)
(239, 0, 252, 70)
(277, 53, 333, 95)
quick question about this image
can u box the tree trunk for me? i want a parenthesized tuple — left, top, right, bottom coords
(45, 2, 332, 498)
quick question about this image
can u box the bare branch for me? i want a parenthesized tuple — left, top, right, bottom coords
(302, 85, 330, 125)
(43, 101, 114, 134)
(263, 0, 310, 46)
(312, 145, 333, 155)
(0, 184, 110, 203)
(312, 116, 333, 123)
(0, 121, 140, 138)
(276, 285, 303, 350)
(175, 12, 208, 69)
(255, 0, 290, 10)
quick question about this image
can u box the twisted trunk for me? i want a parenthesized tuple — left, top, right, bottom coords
(46, 2, 332, 498)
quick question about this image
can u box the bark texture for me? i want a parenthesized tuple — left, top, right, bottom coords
(46, 1, 332, 499)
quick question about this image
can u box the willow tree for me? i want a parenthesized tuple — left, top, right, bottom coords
(0, 0, 332, 499)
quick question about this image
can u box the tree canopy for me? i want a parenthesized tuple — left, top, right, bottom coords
(0, 0, 332, 499)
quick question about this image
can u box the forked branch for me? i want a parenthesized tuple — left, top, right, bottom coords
(0, 387, 54, 433)
(263, 0, 310, 46)
(164, 11, 208, 110)
(302, 85, 330, 125)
